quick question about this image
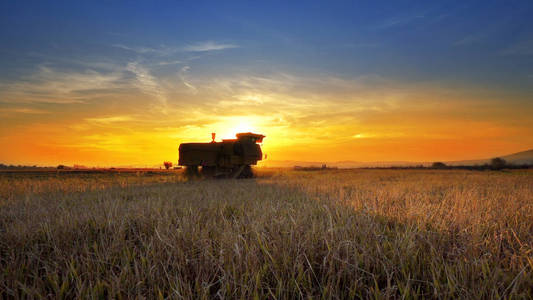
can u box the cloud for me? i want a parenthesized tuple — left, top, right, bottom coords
(27, 52, 122, 72)
(114, 41, 238, 55)
(126, 62, 168, 108)
(85, 115, 134, 124)
(351, 132, 405, 139)
(3, 62, 532, 164)
(178, 66, 197, 93)
(453, 33, 486, 46)
(113, 44, 171, 55)
(0, 65, 127, 104)
(0, 107, 50, 114)
(202, 73, 399, 109)
(189, 71, 533, 148)
(155, 60, 182, 66)
(182, 41, 238, 52)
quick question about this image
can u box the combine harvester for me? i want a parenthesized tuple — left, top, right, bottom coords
(178, 132, 265, 178)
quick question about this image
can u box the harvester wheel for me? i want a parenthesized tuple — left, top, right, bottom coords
(184, 165, 199, 178)
(231, 165, 246, 179)
(241, 165, 254, 178)
(201, 166, 216, 178)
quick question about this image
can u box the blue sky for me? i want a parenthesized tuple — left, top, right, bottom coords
(1, 1, 533, 165)
(1, 1, 532, 87)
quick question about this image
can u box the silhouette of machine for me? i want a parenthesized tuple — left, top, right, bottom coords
(178, 132, 265, 178)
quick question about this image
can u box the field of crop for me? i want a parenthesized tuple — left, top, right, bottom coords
(1, 169, 532, 298)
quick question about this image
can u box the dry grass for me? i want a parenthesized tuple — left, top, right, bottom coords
(0, 169, 532, 298)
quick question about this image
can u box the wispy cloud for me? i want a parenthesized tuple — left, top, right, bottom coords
(155, 60, 182, 66)
(114, 41, 239, 55)
(351, 132, 406, 139)
(453, 33, 487, 46)
(0, 65, 126, 104)
(178, 66, 197, 93)
(27, 52, 122, 72)
(85, 115, 134, 124)
(0, 107, 50, 114)
(113, 44, 171, 55)
(182, 41, 238, 52)
(126, 62, 168, 109)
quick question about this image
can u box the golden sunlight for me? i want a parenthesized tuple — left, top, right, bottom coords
(213, 116, 260, 140)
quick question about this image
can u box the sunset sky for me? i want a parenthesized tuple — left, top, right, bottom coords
(1, 1, 533, 166)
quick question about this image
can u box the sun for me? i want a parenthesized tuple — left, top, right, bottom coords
(232, 121, 256, 135)
(215, 116, 259, 140)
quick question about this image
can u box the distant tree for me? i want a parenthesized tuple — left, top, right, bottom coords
(432, 162, 447, 169)
(491, 157, 507, 170)
(163, 161, 173, 170)
(57, 165, 65, 169)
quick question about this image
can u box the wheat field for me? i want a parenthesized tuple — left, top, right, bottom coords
(1, 169, 532, 299)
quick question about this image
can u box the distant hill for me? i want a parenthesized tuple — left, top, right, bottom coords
(502, 149, 533, 165)
(259, 149, 533, 168)
(445, 149, 533, 166)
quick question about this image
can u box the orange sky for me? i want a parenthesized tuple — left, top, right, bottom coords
(1, 73, 532, 166)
